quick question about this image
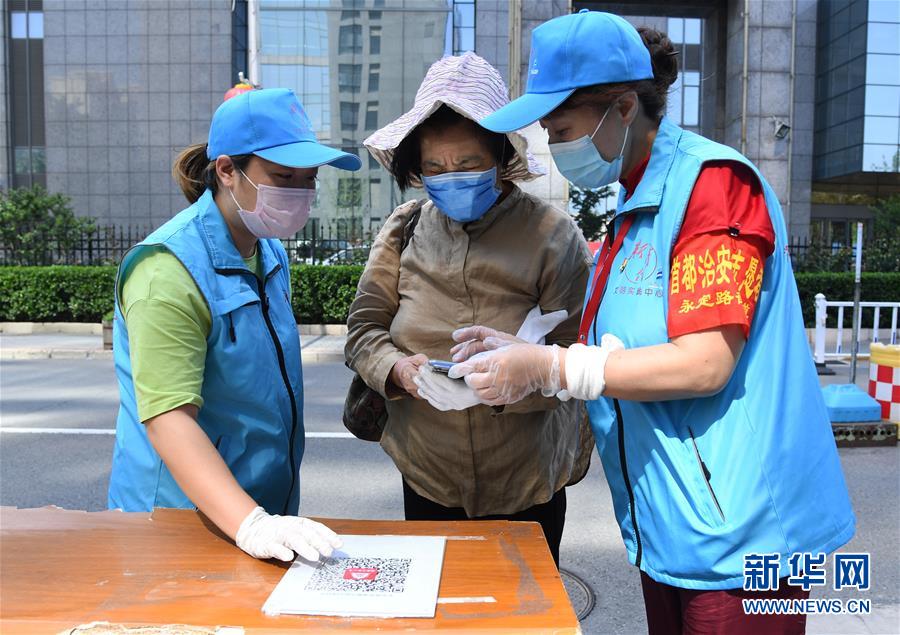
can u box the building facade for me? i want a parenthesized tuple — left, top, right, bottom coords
(2, 0, 898, 242)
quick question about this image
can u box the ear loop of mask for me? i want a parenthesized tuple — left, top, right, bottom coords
(594, 102, 630, 160)
(228, 167, 256, 212)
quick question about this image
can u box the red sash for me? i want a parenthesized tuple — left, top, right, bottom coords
(577, 214, 636, 344)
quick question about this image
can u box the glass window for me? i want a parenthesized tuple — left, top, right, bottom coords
(667, 17, 684, 43)
(339, 64, 361, 93)
(14, 147, 46, 174)
(663, 19, 703, 128)
(261, 64, 331, 137)
(454, 2, 475, 28)
(866, 22, 896, 55)
(340, 102, 359, 130)
(365, 101, 378, 130)
(369, 11, 382, 20)
(864, 116, 900, 144)
(10, 11, 42, 39)
(684, 18, 701, 45)
(10, 11, 26, 38)
(259, 0, 452, 233)
(848, 24, 867, 59)
(868, 0, 900, 23)
(341, 10, 360, 20)
(369, 153, 381, 170)
(260, 7, 328, 57)
(863, 143, 900, 170)
(866, 54, 900, 84)
(338, 178, 362, 207)
(339, 24, 362, 54)
(370, 25, 381, 55)
(452, 0, 476, 54)
(454, 27, 474, 53)
(683, 87, 700, 126)
(865, 85, 900, 116)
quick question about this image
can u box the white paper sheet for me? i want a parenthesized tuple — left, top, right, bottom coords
(262, 534, 446, 618)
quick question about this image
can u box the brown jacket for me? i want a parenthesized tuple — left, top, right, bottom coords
(345, 185, 593, 516)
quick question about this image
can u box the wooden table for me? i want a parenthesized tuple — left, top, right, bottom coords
(0, 507, 580, 634)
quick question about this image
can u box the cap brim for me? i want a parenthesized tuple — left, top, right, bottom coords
(255, 141, 362, 171)
(479, 88, 575, 133)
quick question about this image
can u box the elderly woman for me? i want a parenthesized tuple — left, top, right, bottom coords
(345, 53, 592, 565)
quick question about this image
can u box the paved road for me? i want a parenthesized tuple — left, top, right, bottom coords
(1, 358, 897, 634)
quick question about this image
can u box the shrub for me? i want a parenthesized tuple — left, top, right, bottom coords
(0, 187, 96, 265)
(290, 265, 363, 323)
(1, 266, 897, 329)
(794, 272, 900, 327)
(0, 266, 116, 322)
(0, 265, 366, 325)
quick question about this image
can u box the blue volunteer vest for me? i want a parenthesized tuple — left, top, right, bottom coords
(586, 118, 855, 589)
(108, 189, 304, 516)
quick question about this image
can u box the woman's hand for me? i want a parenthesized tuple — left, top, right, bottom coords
(450, 325, 524, 362)
(235, 506, 343, 562)
(449, 341, 559, 406)
(388, 354, 429, 398)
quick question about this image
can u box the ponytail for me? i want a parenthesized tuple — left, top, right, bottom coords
(172, 143, 215, 204)
(172, 145, 254, 204)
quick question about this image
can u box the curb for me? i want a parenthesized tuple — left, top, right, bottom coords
(0, 349, 114, 360)
(1, 349, 346, 363)
(2, 322, 347, 336)
(0, 322, 102, 335)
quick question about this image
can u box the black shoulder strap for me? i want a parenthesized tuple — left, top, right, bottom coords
(399, 199, 424, 253)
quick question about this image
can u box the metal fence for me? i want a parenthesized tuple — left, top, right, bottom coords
(0, 224, 378, 266)
(0, 228, 878, 269)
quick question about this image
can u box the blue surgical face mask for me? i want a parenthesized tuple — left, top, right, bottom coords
(549, 103, 629, 189)
(422, 166, 502, 223)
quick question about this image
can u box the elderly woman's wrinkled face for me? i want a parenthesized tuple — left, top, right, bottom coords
(419, 119, 498, 177)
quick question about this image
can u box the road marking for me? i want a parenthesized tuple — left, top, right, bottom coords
(0, 427, 115, 435)
(0, 428, 356, 439)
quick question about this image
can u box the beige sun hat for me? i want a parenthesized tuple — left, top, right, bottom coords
(364, 52, 546, 189)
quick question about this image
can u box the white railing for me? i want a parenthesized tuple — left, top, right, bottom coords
(814, 293, 900, 364)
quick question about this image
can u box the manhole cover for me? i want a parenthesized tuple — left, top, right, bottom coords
(560, 568, 595, 621)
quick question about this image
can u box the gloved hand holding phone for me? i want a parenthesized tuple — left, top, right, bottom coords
(417, 307, 569, 411)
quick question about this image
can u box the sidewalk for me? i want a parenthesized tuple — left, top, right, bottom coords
(0, 331, 347, 362)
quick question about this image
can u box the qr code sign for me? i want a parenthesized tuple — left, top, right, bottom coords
(305, 557, 411, 594)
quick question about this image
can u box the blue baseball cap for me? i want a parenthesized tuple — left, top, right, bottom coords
(207, 88, 362, 171)
(481, 10, 653, 133)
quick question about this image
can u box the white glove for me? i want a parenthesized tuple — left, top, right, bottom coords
(516, 307, 568, 344)
(449, 341, 561, 406)
(451, 307, 569, 362)
(564, 334, 626, 400)
(414, 365, 481, 411)
(235, 506, 343, 562)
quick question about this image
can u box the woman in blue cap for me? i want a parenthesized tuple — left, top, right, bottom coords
(108, 88, 361, 563)
(449, 11, 855, 634)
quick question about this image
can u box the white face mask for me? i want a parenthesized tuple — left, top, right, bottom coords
(229, 168, 316, 239)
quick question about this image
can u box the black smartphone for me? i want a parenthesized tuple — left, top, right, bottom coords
(428, 360, 454, 374)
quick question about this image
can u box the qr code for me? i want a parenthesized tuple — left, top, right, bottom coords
(305, 557, 411, 594)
